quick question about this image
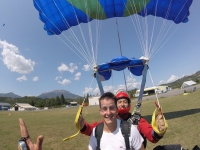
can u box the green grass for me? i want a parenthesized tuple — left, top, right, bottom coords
(1, 90, 200, 150)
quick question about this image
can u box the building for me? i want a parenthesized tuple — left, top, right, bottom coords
(0, 102, 11, 110)
(135, 86, 169, 97)
(9, 103, 37, 111)
(88, 96, 100, 106)
(69, 102, 78, 106)
(157, 86, 169, 93)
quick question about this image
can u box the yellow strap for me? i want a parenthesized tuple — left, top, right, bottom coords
(63, 130, 80, 141)
(63, 105, 83, 141)
(151, 107, 168, 136)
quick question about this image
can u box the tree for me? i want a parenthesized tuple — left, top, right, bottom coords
(55, 96, 61, 106)
(60, 94, 65, 105)
(30, 100, 35, 106)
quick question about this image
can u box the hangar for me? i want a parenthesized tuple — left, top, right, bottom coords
(0, 102, 11, 110)
(10, 103, 37, 111)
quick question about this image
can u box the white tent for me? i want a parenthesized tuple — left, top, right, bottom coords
(181, 80, 197, 89)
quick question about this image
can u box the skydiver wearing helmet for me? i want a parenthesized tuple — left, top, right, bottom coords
(78, 90, 167, 149)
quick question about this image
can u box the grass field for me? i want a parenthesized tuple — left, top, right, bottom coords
(1, 89, 200, 150)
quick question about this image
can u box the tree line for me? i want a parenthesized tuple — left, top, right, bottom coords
(0, 94, 90, 108)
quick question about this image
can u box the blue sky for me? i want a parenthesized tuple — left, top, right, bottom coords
(0, 0, 200, 97)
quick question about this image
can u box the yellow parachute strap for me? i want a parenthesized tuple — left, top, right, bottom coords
(63, 105, 83, 141)
(151, 104, 168, 136)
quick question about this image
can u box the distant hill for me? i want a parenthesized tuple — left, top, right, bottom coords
(38, 90, 81, 99)
(162, 70, 200, 89)
(0, 92, 21, 98)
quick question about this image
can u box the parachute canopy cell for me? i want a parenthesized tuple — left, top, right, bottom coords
(97, 56, 145, 81)
(33, 0, 193, 35)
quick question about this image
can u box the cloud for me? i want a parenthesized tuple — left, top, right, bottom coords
(104, 86, 115, 93)
(58, 63, 78, 73)
(83, 64, 91, 71)
(93, 87, 100, 95)
(158, 75, 179, 85)
(167, 75, 179, 83)
(55, 76, 62, 80)
(33, 76, 38, 81)
(83, 87, 93, 95)
(17, 75, 27, 82)
(92, 85, 115, 96)
(75, 72, 81, 80)
(0, 40, 35, 74)
(126, 76, 136, 83)
(158, 80, 167, 85)
(58, 79, 71, 85)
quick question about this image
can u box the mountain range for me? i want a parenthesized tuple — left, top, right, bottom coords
(0, 70, 199, 99)
(0, 90, 81, 99)
(37, 90, 81, 99)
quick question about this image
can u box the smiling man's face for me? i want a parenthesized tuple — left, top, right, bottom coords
(99, 98, 118, 125)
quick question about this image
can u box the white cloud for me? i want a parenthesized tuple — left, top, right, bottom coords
(58, 63, 78, 73)
(92, 85, 115, 96)
(75, 72, 81, 80)
(32, 76, 38, 81)
(126, 75, 140, 89)
(158, 80, 167, 85)
(58, 63, 68, 72)
(93, 87, 100, 95)
(55, 76, 62, 80)
(0, 40, 35, 74)
(83, 64, 91, 71)
(83, 87, 93, 95)
(126, 76, 136, 83)
(17, 75, 27, 82)
(158, 75, 179, 85)
(58, 79, 71, 85)
(167, 75, 179, 83)
(104, 86, 115, 93)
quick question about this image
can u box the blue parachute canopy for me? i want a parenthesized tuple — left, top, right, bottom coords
(33, 0, 193, 35)
(97, 56, 145, 81)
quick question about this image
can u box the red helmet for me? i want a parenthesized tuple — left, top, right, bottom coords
(115, 90, 130, 103)
(115, 90, 131, 115)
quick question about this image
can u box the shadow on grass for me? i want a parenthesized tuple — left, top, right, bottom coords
(143, 108, 200, 123)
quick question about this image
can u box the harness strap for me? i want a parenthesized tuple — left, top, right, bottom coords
(95, 122, 104, 150)
(120, 120, 131, 150)
(95, 121, 131, 150)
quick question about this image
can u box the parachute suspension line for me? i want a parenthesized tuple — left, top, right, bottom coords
(69, 0, 96, 67)
(142, 0, 150, 58)
(94, 0, 103, 65)
(125, 1, 146, 57)
(115, 17, 128, 91)
(148, 70, 160, 108)
(150, 0, 173, 57)
(115, 18, 123, 56)
(149, 24, 181, 59)
(148, 0, 159, 58)
(52, 0, 93, 64)
(34, 0, 92, 64)
(149, 0, 189, 59)
(34, 0, 93, 67)
(84, 0, 96, 67)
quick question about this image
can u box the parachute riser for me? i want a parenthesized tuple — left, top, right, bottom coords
(94, 66, 104, 95)
(128, 63, 148, 125)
